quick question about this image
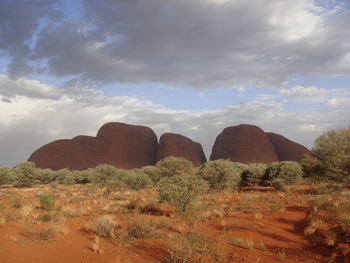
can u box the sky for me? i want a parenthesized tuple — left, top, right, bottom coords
(1, 0, 350, 167)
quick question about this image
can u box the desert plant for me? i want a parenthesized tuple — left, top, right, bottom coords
(12, 162, 38, 188)
(240, 163, 267, 187)
(263, 161, 303, 190)
(0, 166, 12, 185)
(122, 170, 152, 190)
(88, 165, 122, 187)
(162, 232, 226, 263)
(157, 173, 208, 213)
(138, 165, 161, 183)
(38, 194, 55, 210)
(156, 157, 195, 179)
(124, 215, 159, 239)
(198, 160, 247, 189)
(89, 216, 118, 239)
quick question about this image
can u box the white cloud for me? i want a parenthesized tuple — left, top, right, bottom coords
(280, 85, 328, 97)
(1, 76, 350, 167)
(0, 74, 62, 99)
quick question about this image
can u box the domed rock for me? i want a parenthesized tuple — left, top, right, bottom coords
(156, 133, 207, 166)
(210, 124, 279, 164)
(96, 122, 158, 169)
(266, 132, 311, 161)
(28, 122, 158, 170)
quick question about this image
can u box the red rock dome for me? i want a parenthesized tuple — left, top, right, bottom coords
(156, 133, 207, 166)
(28, 122, 158, 170)
(266, 132, 311, 161)
(210, 124, 279, 163)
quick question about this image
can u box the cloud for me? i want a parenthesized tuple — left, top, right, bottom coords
(0, 0, 348, 88)
(1, 75, 349, 167)
(0, 74, 62, 99)
(280, 85, 350, 104)
(0, 0, 61, 78)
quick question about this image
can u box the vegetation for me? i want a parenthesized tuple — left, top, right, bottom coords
(157, 173, 208, 213)
(198, 160, 247, 189)
(240, 163, 267, 187)
(300, 126, 350, 182)
(262, 161, 303, 190)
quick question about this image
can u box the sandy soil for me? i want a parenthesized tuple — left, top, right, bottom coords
(0, 185, 333, 263)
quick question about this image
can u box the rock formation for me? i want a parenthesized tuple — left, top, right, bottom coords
(210, 124, 279, 163)
(156, 133, 207, 166)
(28, 122, 311, 170)
(266, 132, 311, 161)
(28, 122, 158, 170)
(210, 124, 310, 163)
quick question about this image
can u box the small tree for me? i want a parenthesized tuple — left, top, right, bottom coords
(13, 162, 38, 188)
(197, 160, 247, 189)
(157, 173, 208, 213)
(263, 161, 303, 190)
(0, 166, 12, 186)
(240, 163, 267, 187)
(305, 126, 350, 181)
(156, 157, 194, 178)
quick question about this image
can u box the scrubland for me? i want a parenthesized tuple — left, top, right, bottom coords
(1, 126, 350, 262)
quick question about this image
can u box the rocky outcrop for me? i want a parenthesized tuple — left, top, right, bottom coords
(28, 122, 311, 170)
(156, 133, 207, 166)
(28, 122, 158, 170)
(266, 132, 311, 161)
(210, 124, 279, 163)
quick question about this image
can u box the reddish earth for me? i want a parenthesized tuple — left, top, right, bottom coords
(0, 185, 333, 263)
(210, 124, 311, 164)
(156, 133, 207, 166)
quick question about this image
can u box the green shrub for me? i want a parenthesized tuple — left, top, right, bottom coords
(38, 194, 55, 210)
(35, 168, 55, 184)
(156, 156, 194, 178)
(240, 163, 267, 186)
(138, 165, 161, 183)
(52, 168, 73, 184)
(157, 173, 208, 213)
(88, 164, 122, 187)
(122, 170, 152, 190)
(0, 166, 12, 186)
(263, 161, 303, 190)
(198, 160, 247, 189)
(13, 162, 38, 188)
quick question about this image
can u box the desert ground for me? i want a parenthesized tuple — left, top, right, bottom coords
(1, 183, 348, 263)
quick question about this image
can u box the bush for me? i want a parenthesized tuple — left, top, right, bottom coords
(300, 126, 350, 182)
(157, 173, 208, 213)
(198, 160, 247, 189)
(13, 162, 38, 188)
(0, 166, 12, 186)
(38, 194, 55, 210)
(263, 161, 303, 190)
(240, 163, 267, 187)
(299, 154, 324, 180)
(88, 165, 122, 187)
(35, 169, 56, 184)
(156, 157, 194, 179)
(137, 165, 160, 183)
(122, 170, 152, 190)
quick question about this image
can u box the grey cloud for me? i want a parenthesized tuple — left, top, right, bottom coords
(0, 0, 61, 78)
(27, 0, 350, 88)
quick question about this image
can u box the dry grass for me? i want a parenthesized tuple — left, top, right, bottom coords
(20, 224, 68, 241)
(88, 216, 118, 239)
